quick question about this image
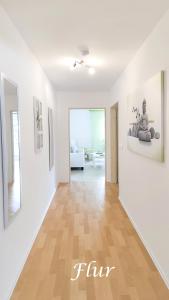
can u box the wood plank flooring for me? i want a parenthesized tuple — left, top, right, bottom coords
(11, 182, 169, 300)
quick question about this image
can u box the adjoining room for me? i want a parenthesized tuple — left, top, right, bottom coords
(69, 108, 105, 182)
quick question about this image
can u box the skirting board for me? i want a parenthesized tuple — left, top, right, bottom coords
(119, 194, 169, 290)
(6, 187, 57, 300)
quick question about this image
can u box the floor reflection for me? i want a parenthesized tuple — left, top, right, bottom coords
(8, 159, 20, 218)
(71, 159, 105, 182)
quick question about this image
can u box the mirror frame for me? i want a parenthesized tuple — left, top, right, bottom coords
(0, 73, 21, 228)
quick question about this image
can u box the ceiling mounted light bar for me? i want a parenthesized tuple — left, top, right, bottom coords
(70, 47, 96, 75)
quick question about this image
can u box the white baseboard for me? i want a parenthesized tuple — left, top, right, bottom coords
(7, 188, 57, 300)
(119, 195, 169, 290)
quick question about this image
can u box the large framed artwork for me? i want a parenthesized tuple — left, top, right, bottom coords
(127, 71, 164, 162)
(48, 107, 54, 169)
(34, 97, 43, 152)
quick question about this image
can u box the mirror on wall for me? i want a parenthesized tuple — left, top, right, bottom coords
(0, 75, 21, 227)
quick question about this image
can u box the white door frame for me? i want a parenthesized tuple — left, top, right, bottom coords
(110, 103, 118, 184)
(68, 107, 107, 183)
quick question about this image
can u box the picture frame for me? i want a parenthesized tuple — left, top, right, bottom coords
(48, 107, 54, 169)
(33, 97, 43, 152)
(127, 71, 164, 162)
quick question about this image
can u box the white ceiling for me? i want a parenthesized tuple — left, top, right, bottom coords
(0, 0, 169, 91)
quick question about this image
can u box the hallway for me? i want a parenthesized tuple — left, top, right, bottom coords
(11, 182, 169, 300)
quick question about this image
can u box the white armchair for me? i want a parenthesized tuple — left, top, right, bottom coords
(70, 152, 84, 169)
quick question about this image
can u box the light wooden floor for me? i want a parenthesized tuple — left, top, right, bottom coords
(11, 182, 169, 300)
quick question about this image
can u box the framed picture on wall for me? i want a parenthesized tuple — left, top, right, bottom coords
(127, 71, 164, 162)
(34, 97, 43, 152)
(48, 107, 54, 169)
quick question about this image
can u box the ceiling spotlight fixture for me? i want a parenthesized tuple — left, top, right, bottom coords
(69, 47, 96, 75)
(70, 59, 84, 71)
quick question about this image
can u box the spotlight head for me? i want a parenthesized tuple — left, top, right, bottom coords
(88, 67, 95, 75)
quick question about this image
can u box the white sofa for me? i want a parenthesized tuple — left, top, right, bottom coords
(70, 152, 84, 169)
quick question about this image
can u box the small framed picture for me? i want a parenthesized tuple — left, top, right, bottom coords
(34, 97, 43, 152)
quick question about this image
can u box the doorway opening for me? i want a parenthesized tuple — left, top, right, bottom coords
(69, 108, 106, 182)
(110, 103, 118, 184)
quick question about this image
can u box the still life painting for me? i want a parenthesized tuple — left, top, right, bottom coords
(127, 71, 164, 161)
(34, 97, 43, 152)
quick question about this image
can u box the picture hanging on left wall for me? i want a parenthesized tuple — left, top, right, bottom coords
(48, 107, 54, 169)
(33, 97, 43, 152)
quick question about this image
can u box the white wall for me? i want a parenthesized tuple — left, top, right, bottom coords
(0, 7, 58, 300)
(56, 91, 111, 182)
(110, 10, 169, 288)
(70, 109, 91, 149)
